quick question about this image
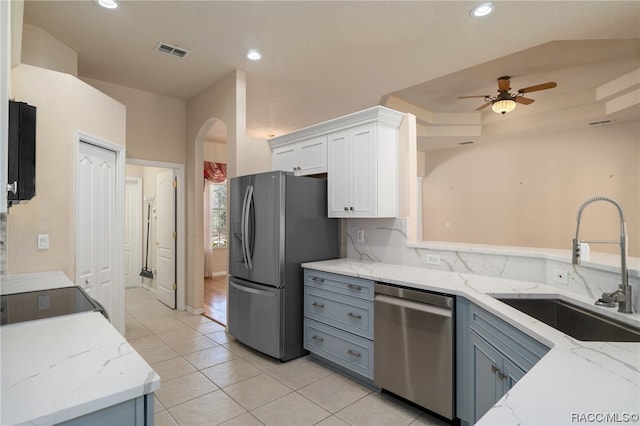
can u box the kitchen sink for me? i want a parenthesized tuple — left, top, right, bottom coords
(497, 298, 640, 342)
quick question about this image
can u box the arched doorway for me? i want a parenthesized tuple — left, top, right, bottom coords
(200, 119, 228, 324)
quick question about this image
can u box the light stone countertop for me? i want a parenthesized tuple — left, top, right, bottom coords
(302, 258, 640, 426)
(0, 272, 161, 426)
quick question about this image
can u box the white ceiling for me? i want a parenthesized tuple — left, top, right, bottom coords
(22, 1, 640, 150)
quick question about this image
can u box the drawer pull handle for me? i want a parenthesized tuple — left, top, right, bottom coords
(312, 302, 325, 308)
(491, 365, 499, 374)
(347, 312, 362, 319)
(312, 277, 325, 283)
(312, 335, 324, 343)
(347, 349, 361, 357)
(498, 371, 508, 381)
(347, 284, 362, 291)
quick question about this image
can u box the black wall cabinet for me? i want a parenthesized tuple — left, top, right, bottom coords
(8, 100, 36, 205)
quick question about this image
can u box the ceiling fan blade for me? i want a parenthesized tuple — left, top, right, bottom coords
(458, 95, 490, 99)
(475, 102, 492, 111)
(516, 97, 535, 105)
(518, 82, 557, 94)
(497, 76, 511, 91)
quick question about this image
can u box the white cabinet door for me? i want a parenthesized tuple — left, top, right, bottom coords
(272, 145, 296, 173)
(328, 124, 378, 218)
(327, 131, 350, 217)
(297, 136, 327, 175)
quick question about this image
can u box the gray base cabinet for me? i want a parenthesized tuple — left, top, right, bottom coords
(457, 298, 549, 425)
(59, 394, 154, 426)
(303, 269, 376, 386)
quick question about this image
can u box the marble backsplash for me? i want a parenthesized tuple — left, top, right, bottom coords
(346, 217, 639, 311)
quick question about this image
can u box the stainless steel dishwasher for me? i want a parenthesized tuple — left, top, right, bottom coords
(374, 283, 454, 420)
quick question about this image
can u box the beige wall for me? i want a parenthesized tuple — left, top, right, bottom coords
(185, 70, 271, 312)
(21, 23, 77, 76)
(82, 77, 187, 164)
(8, 64, 126, 277)
(422, 121, 640, 257)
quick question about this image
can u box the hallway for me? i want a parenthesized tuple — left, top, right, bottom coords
(204, 275, 227, 325)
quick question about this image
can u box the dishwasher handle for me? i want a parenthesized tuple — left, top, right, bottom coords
(375, 294, 452, 318)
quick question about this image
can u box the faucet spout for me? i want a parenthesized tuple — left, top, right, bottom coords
(572, 196, 632, 314)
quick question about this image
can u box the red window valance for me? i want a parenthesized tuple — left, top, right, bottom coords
(204, 162, 227, 184)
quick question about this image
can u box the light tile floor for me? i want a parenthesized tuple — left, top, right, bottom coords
(125, 288, 449, 426)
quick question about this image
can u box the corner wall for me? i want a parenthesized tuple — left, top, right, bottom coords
(8, 64, 126, 278)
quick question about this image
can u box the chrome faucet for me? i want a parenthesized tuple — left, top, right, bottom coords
(572, 196, 633, 314)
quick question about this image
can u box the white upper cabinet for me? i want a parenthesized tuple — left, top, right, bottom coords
(271, 135, 327, 176)
(268, 106, 405, 218)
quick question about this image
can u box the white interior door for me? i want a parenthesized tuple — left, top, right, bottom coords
(156, 169, 176, 308)
(125, 177, 142, 288)
(76, 141, 119, 325)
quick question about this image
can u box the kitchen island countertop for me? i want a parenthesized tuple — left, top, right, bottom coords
(302, 258, 640, 425)
(1, 272, 160, 425)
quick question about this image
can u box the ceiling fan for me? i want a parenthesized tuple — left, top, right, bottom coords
(459, 76, 557, 114)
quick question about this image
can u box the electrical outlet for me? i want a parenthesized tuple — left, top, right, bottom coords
(356, 230, 365, 244)
(554, 269, 569, 284)
(423, 253, 441, 265)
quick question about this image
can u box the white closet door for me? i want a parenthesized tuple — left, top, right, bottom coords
(76, 141, 118, 325)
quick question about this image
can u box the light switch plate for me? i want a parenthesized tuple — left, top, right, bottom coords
(37, 234, 50, 250)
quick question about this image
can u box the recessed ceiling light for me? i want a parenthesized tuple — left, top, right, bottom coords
(95, 0, 119, 9)
(246, 50, 263, 61)
(470, 3, 494, 17)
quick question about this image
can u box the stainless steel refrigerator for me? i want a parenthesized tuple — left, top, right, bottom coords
(228, 171, 339, 361)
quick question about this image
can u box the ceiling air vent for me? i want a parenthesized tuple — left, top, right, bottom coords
(154, 42, 190, 59)
(588, 119, 614, 126)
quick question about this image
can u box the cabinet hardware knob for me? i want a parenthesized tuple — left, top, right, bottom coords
(311, 277, 324, 283)
(498, 371, 508, 381)
(312, 335, 324, 343)
(347, 349, 361, 357)
(312, 302, 325, 308)
(6, 181, 17, 194)
(344, 207, 349, 211)
(349, 206, 354, 211)
(85, 278, 91, 284)
(347, 284, 362, 291)
(347, 312, 362, 319)
(491, 365, 499, 374)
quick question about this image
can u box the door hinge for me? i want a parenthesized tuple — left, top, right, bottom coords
(173, 179, 177, 188)
(172, 231, 177, 239)
(172, 283, 177, 291)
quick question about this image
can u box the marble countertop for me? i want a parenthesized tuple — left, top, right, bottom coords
(0, 272, 161, 426)
(302, 259, 640, 425)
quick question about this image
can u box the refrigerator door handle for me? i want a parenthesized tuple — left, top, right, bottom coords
(248, 184, 255, 267)
(243, 184, 254, 270)
(241, 184, 251, 269)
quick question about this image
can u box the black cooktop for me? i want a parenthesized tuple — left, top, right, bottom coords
(0, 286, 107, 326)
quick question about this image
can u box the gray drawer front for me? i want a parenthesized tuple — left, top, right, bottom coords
(305, 270, 374, 301)
(304, 318, 374, 379)
(305, 287, 373, 339)
(469, 303, 549, 371)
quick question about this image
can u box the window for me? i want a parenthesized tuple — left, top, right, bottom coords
(210, 183, 227, 248)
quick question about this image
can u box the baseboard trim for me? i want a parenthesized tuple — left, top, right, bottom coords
(186, 305, 205, 315)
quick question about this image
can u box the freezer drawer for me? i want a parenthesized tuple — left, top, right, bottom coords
(228, 278, 282, 359)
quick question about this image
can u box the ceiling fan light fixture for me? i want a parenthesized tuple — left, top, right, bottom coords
(470, 3, 494, 17)
(492, 99, 516, 114)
